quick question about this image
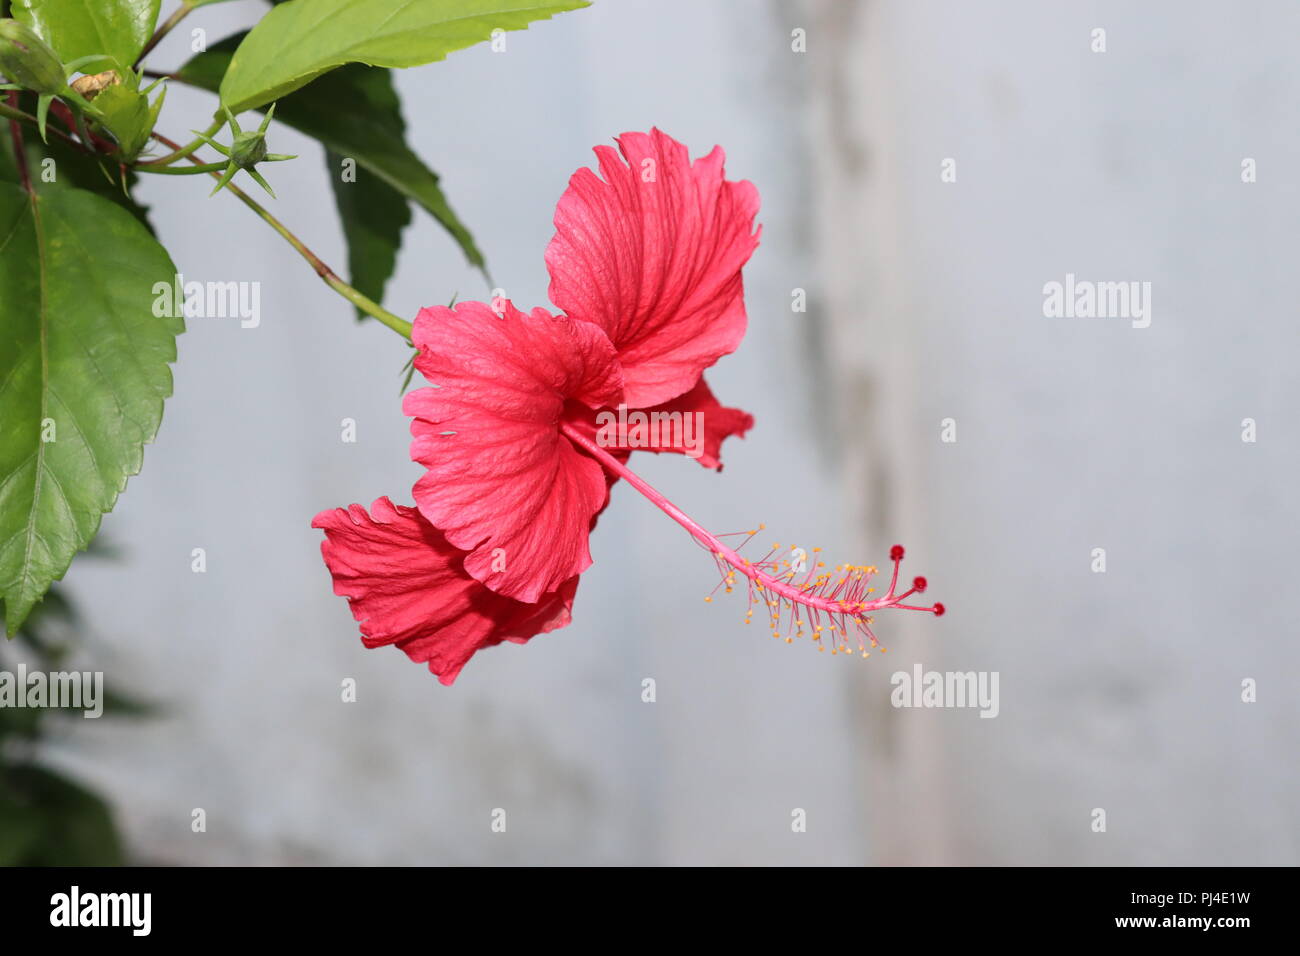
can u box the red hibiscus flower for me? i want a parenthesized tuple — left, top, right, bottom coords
(314, 129, 941, 685)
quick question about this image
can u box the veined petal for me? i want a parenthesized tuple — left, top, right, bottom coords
(313, 498, 579, 686)
(405, 301, 623, 603)
(546, 129, 760, 408)
(625, 377, 753, 470)
(568, 376, 753, 471)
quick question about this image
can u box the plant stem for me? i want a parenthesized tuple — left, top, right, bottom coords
(148, 131, 414, 340)
(135, 161, 231, 175)
(134, 1, 195, 68)
(6, 93, 31, 194)
(0, 100, 90, 154)
(140, 117, 222, 167)
(225, 185, 414, 339)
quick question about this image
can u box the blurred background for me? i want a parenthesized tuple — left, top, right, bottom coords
(11, 0, 1297, 864)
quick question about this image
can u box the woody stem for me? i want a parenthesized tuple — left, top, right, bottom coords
(559, 422, 905, 615)
(135, 0, 198, 68)
(5, 93, 30, 194)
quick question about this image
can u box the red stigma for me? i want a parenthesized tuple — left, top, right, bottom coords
(913, 576, 927, 592)
(890, 545, 905, 561)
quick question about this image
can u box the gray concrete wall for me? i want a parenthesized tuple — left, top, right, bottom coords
(805, 0, 1299, 864)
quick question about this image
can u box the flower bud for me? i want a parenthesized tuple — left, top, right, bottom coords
(0, 19, 65, 94)
(230, 129, 268, 169)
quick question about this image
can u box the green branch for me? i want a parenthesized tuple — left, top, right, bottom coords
(139, 117, 223, 167)
(134, 160, 230, 175)
(134, 0, 197, 68)
(148, 131, 413, 340)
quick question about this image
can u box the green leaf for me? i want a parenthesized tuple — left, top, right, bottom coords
(178, 36, 485, 272)
(0, 130, 155, 233)
(327, 148, 411, 318)
(0, 765, 124, 865)
(0, 791, 43, 865)
(0, 183, 182, 635)
(11, 0, 162, 73)
(219, 0, 590, 114)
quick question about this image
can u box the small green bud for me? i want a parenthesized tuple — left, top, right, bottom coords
(230, 129, 268, 169)
(0, 19, 65, 94)
(203, 104, 295, 198)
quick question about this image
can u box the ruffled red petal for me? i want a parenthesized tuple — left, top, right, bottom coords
(546, 129, 760, 408)
(405, 300, 623, 603)
(313, 498, 579, 685)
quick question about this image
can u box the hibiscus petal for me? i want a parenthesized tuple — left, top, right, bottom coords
(405, 300, 623, 603)
(313, 497, 579, 686)
(626, 377, 754, 470)
(546, 128, 761, 408)
(569, 376, 753, 471)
